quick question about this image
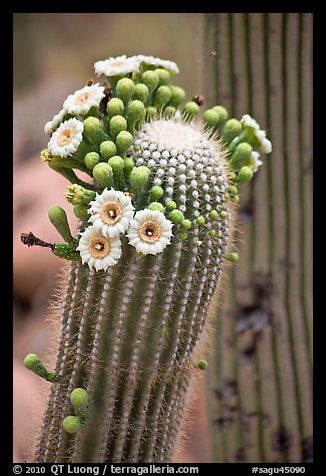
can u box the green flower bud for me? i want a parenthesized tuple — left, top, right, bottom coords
(196, 359, 208, 370)
(108, 155, 125, 189)
(130, 165, 150, 197)
(63, 416, 81, 434)
(232, 194, 240, 203)
(84, 116, 106, 145)
(169, 86, 186, 108)
(131, 71, 142, 83)
(146, 106, 157, 120)
(65, 184, 96, 206)
(127, 100, 146, 132)
(237, 166, 254, 184)
(70, 388, 89, 415)
(226, 252, 239, 262)
(24, 353, 61, 382)
(116, 131, 134, 156)
(109, 115, 127, 140)
(163, 106, 176, 118)
(178, 231, 188, 240)
(180, 219, 191, 230)
(133, 83, 149, 102)
(220, 210, 228, 219)
(48, 206, 76, 247)
(209, 210, 218, 220)
(196, 215, 205, 225)
(228, 186, 238, 195)
(106, 97, 124, 118)
(53, 243, 80, 260)
(141, 70, 159, 92)
(221, 119, 242, 144)
(183, 101, 200, 119)
(169, 209, 184, 224)
(123, 157, 135, 181)
(166, 200, 177, 212)
(93, 162, 114, 188)
(154, 86, 172, 109)
(100, 141, 117, 160)
(115, 78, 135, 103)
(148, 202, 165, 213)
(73, 204, 89, 222)
(203, 109, 220, 129)
(212, 105, 228, 126)
(229, 142, 253, 170)
(155, 68, 170, 85)
(227, 171, 237, 181)
(84, 151, 101, 170)
(209, 229, 216, 237)
(150, 185, 164, 202)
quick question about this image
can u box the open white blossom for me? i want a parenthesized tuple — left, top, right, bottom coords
(249, 151, 263, 172)
(133, 55, 179, 74)
(241, 114, 260, 131)
(47, 118, 84, 158)
(77, 226, 122, 271)
(44, 108, 67, 134)
(63, 84, 105, 115)
(88, 188, 134, 237)
(94, 55, 140, 77)
(127, 209, 173, 255)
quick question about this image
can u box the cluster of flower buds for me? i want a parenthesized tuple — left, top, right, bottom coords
(32, 54, 273, 272)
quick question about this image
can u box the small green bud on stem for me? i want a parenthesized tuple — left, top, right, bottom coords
(116, 78, 135, 104)
(196, 360, 208, 370)
(148, 202, 165, 213)
(150, 185, 164, 202)
(108, 155, 125, 189)
(169, 86, 186, 108)
(24, 353, 61, 382)
(221, 119, 242, 144)
(183, 101, 200, 119)
(106, 98, 124, 118)
(100, 141, 117, 160)
(65, 184, 96, 206)
(84, 152, 101, 170)
(70, 388, 89, 416)
(237, 166, 254, 184)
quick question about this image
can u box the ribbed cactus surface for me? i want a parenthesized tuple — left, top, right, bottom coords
(204, 13, 313, 463)
(21, 53, 272, 462)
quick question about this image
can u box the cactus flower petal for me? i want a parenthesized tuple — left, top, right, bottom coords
(127, 209, 173, 255)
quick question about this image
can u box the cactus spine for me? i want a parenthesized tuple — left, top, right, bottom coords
(22, 54, 272, 462)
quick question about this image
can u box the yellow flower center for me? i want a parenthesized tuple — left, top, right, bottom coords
(100, 201, 122, 226)
(74, 91, 92, 105)
(139, 220, 161, 243)
(88, 236, 110, 259)
(56, 127, 74, 146)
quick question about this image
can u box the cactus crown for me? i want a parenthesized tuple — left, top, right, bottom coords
(23, 53, 271, 269)
(21, 54, 272, 463)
